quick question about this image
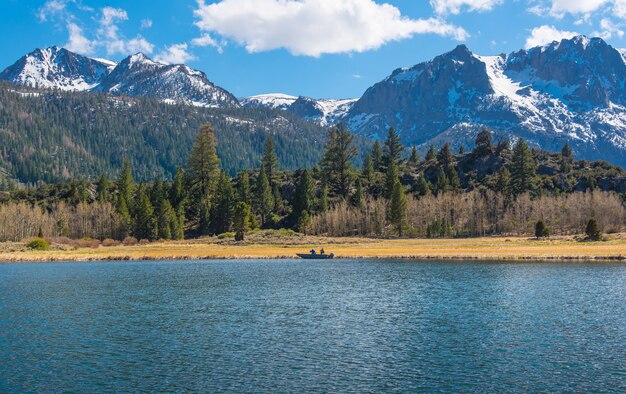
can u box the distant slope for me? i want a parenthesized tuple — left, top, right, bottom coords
(0, 83, 332, 184)
(0, 47, 239, 108)
(242, 94, 357, 126)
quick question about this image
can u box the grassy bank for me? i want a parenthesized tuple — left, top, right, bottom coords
(1, 231, 626, 262)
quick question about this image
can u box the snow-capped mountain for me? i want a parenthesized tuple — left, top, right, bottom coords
(0, 47, 239, 108)
(0, 46, 114, 91)
(242, 94, 356, 126)
(343, 36, 626, 166)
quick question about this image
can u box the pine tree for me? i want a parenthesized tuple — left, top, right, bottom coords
(408, 147, 420, 166)
(416, 174, 431, 196)
(133, 186, 157, 241)
(436, 167, 449, 195)
(384, 160, 399, 199)
(320, 123, 357, 198)
(425, 145, 436, 162)
(157, 199, 176, 240)
(117, 158, 134, 211)
(116, 194, 131, 238)
(292, 169, 315, 221)
(187, 124, 221, 234)
(233, 202, 251, 241)
(509, 139, 537, 196)
(237, 171, 251, 205)
(318, 184, 329, 212)
(474, 129, 493, 156)
(78, 179, 89, 203)
(388, 180, 408, 236)
(151, 178, 165, 207)
(585, 219, 602, 241)
(535, 220, 549, 239)
(262, 136, 280, 185)
(362, 153, 374, 183)
(372, 141, 383, 172)
(495, 166, 511, 196)
(458, 146, 465, 154)
(561, 143, 573, 173)
(255, 164, 274, 226)
(448, 166, 461, 192)
(169, 167, 186, 211)
(297, 210, 311, 234)
(352, 178, 364, 208)
(437, 143, 454, 168)
(96, 174, 110, 203)
(383, 127, 404, 168)
(211, 171, 235, 234)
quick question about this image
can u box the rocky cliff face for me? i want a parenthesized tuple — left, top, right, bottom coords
(341, 36, 626, 167)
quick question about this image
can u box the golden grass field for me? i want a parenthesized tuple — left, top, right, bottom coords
(1, 232, 626, 262)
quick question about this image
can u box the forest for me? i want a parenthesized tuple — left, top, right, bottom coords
(0, 121, 625, 243)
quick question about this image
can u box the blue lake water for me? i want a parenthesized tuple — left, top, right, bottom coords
(1, 259, 626, 392)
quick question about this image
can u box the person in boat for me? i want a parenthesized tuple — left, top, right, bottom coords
(310, 249, 317, 255)
(320, 248, 326, 255)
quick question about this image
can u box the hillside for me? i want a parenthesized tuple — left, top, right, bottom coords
(0, 83, 333, 186)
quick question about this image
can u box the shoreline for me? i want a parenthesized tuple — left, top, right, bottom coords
(1, 234, 626, 263)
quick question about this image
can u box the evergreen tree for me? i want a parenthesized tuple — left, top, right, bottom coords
(233, 202, 251, 241)
(495, 166, 511, 196)
(425, 145, 436, 162)
(561, 143, 574, 173)
(436, 167, 449, 195)
(255, 164, 274, 226)
(362, 153, 374, 183)
(474, 129, 493, 156)
(187, 124, 221, 234)
(133, 186, 157, 241)
(408, 147, 420, 166)
(117, 158, 134, 211)
(448, 166, 461, 192)
(116, 194, 131, 238)
(157, 199, 177, 240)
(151, 178, 165, 207)
(237, 171, 251, 205)
(585, 219, 602, 241)
(262, 136, 280, 185)
(509, 139, 537, 196)
(318, 184, 329, 212)
(535, 220, 549, 239)
(372, 141, 383, 172)
(78, 179, 89, 203)
(320, 123, 357, 198)
(458, 146, 465, 154)
(169, 167, 186, 211)
(416, 174, 431, 197)
(296, 210, 312, 234)
(384, 160, 399, 199)
(383, 127, 404, 167)
(211, 171, 235, 234)
(352, 178, 364, 208)
(388, 180, 408, 236)
(96, 174, 109, 203)
(292, 169, 315, 221)
(437, 143, 454, 168)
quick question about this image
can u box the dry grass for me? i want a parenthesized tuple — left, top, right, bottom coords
(1, 232, 626, 262)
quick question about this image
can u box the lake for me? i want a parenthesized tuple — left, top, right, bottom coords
(1, 259, 626, 392)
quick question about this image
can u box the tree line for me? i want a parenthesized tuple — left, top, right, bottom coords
(1, 123, 625, 243)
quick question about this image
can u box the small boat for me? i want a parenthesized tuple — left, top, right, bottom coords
(297, 253, 335, 259)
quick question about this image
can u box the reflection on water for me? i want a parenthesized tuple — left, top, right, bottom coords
(1, 260, 626, 392)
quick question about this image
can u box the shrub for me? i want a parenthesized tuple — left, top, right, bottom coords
(122, 236, 138, 246)
(27, 238, 50, 251)
(74, 238, 100, 249)
(102, 238, 120, 247)
(217, 232, 235, 239)
(138, 239, 151, 245)
(585, 219, 602, 241)
(535, 220, 549, 239)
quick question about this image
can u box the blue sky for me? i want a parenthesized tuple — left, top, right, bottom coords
(2, 0, 626, 99)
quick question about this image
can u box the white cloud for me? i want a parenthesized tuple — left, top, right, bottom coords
(155, 43, 197, 64)
(430, 0, 501, 15)
(193, 0, 468, 57)
(191, 33, 224, 53)
(65, 22, 96, 54)
(591, 18, 625, 39)
(38, 0, 69, 22)
(548, 0, 609, 17)
(93, 7, 155, 55)
(140, 19, 153, 29)
(525, 25, 579, 48)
